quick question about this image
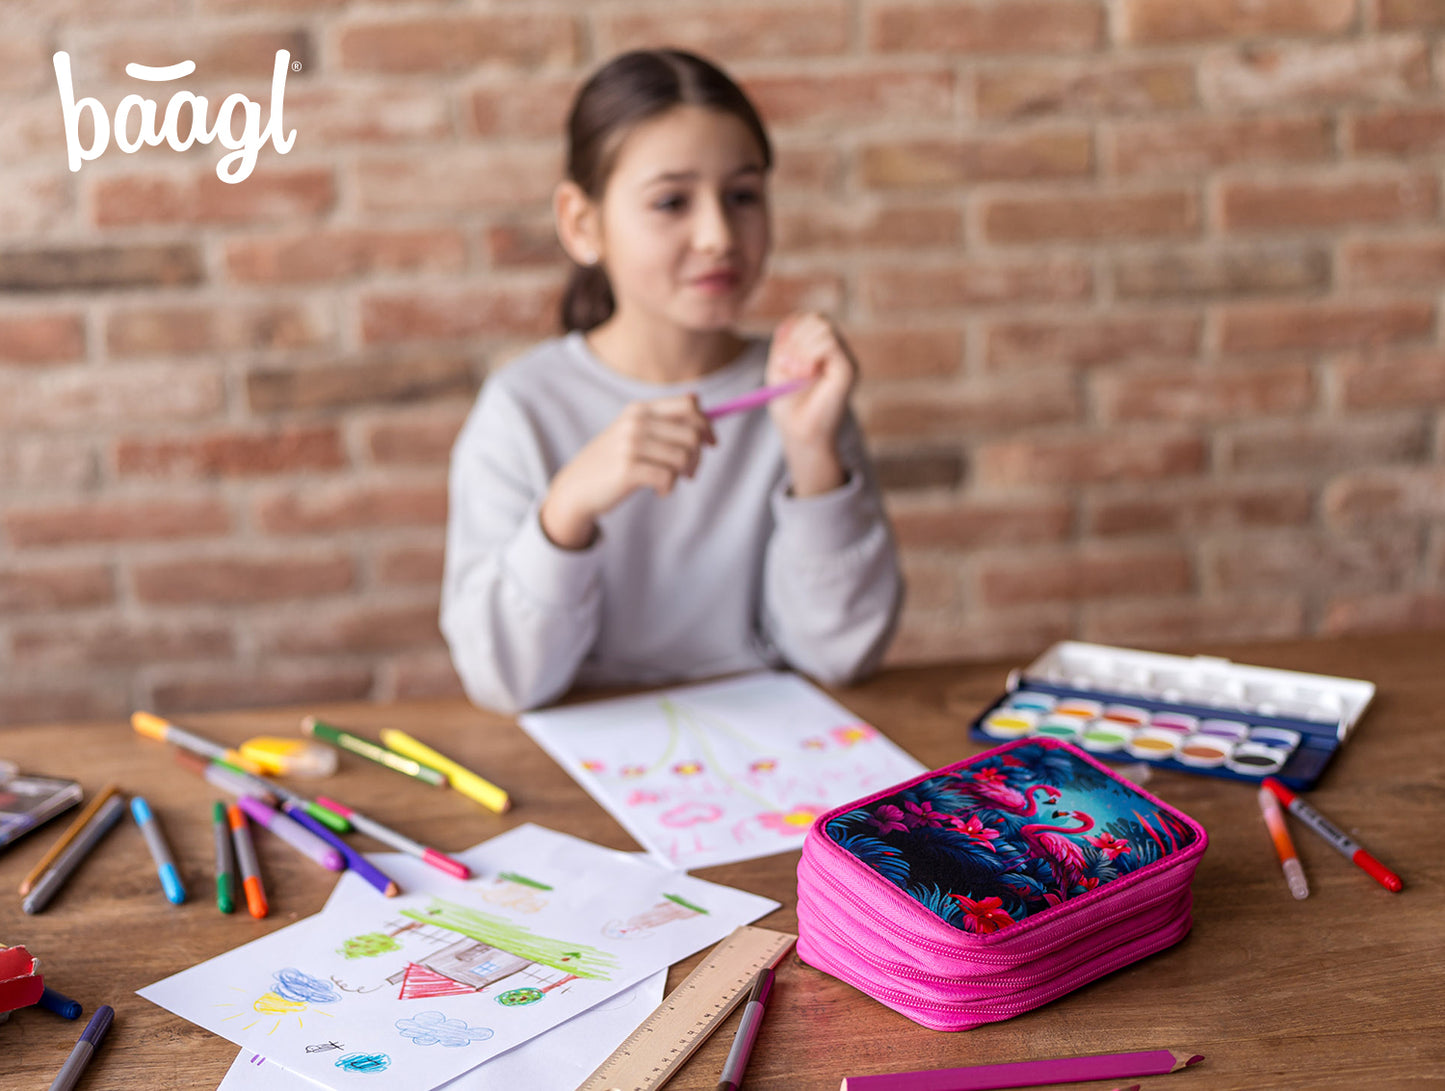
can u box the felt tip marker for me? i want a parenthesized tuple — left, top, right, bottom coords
(130, 710, 265, 775)
(131, 796, 185, 904)
(47, 1004, 113, 1091)
(703, 377, 810, 421)
(227, 804, 268, 918)
(237, 795, 344, 871)
(213, 800, 236, 914)
(1263, 777, 1402, 893)
(1257, 786, 1308, 900)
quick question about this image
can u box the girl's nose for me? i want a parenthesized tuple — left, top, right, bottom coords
(693, 192, 734, 254)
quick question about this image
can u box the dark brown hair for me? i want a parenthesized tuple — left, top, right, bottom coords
(559, 49, 773, 333)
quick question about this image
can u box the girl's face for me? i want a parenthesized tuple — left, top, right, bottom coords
(592, 105, 770, 334)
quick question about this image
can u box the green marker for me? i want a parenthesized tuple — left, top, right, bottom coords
(213, 801, 235, 914)
(209, 757, 351, 833)
(301, 716, 448, 788)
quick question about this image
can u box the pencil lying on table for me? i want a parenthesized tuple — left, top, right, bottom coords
(837, 1048, 1203, 1090)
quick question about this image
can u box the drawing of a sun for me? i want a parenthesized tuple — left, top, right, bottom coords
(215, 968, 340, 1036)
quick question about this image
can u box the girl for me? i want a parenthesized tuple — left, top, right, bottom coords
(441, 48, 903, 714)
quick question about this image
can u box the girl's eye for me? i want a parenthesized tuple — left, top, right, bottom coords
(653, 194, 687, 212)
(728, 189, 761, 207)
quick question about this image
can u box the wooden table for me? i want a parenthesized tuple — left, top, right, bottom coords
(2, 632, 1443, 1090)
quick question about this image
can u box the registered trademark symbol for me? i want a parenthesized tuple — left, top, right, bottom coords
(291, 61, 302, 72)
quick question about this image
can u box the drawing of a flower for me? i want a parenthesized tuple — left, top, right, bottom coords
(948, 894, 1015, 934)
(749, 758, 778, 773)
(866, 804, 909, 834)
(757, 805, 825, 833)
(948, 814, 1000, 851)
(801, 737, 826, 751)
(580, 759, 606, 773)
(1087, 832, 1131, 861)
(829, 723, 877, 747)
(626, 790, 661, 806)
(671, 760, 704, 776)
(619, 764, 647, 778)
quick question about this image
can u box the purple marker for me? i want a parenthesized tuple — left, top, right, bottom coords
(48, 1003, 113, 1091)
(237, 795, 344, 872)
(703, 377, 810, 420)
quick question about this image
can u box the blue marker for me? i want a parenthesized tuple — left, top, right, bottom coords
(131, 797, 185, 904)
(39, 986, 83, 1019)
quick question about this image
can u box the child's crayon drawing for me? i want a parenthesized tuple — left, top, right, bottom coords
(519, 672, 926, 870)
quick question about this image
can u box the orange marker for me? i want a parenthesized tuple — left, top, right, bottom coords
(1257, 786, 1308, 899)
(227, 804, 268, 918)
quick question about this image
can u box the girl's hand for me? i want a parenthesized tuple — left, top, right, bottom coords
(540, 394, 715, 549)
(765, 312, 856, 496)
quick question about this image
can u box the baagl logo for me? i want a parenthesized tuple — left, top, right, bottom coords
(52, 49, 297, 184)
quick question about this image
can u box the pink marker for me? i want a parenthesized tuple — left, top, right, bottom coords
(314, 796, 470, 880)
(703, 377, 810, 420)
(236, 795, 344, 872)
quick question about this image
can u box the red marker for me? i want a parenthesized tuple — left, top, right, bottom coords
(1263, 777, 1402, 893)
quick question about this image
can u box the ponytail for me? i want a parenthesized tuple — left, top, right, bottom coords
(560, 263, 615, 334)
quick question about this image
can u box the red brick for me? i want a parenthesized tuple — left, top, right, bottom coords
(364, 408, 468, 466)
(468, 76, 576, 139)
(1110, 115, 1332, 176)
(78, 28, 310, 81)
(977, 432, 1205, 486)
(863, 257, 1092, 312)
(1321, 592, 1445, 636)
(869, 1, 1104, 54)
(105, 303, 330, 358)
(1200, 38, 1430, 108)
(362, 284, 559, 344)
(93, 169, 336, 228)
(1222, 172, 1438, 232)
(377, 544, 445, 586)
(742, 273, 845, 324)
(254, 481, 447, 534)
(888, 498, 1075, 550)
(0, 31, 52, 93)
(358, 149, 557, 213)
(0, 437, 97, 490)
(874, 448, 966, 492)
(0, 313, 85, 365)
(486, 218, 564, 269)
(1322, 467, 1445, 528)
(983, 189, 1198, 244)
(1083, 594, 1306, 647)
(0, 102, 67, 165)
(1345, 236, 1445, 287)
(0, 686, 129, 728)
(285, 85, 452, 145)
(774, 146, 845, 193)
(115, 425, 346, 479)
(885, 607, 1074, 667)
(858, 381, 1079, 440)
(12, 620, 234, 668)
(338, 14, 579, 72)
(1086, 481, 1314, 537)
(976, 59, 1195, 119)
(1113, 244, 1331, 300)
(0, 244, 203, 291)
(986, 313, 1200, 371)
(1376, 0, 1445, 29)
(1208, 531, 1421, 591)
(861, 130, 1091, 188)
(148, 665, 374, 715)
(133, 551, 356, 605)
(849, 328, 965, 381)
(384, 652, 466, 700)
(1095, 362, 1315, 424)
(0, 564, 114, 613)
(1120, 0, 1354, 43)
(5, 497, 231, 548)
(246, 355, 478, 413)
(1338, 347, 1445, 409)
(1221, 300, 1434, 353)
(979, 546, 1193, 607)
(1222, 416, 1430, 472)
(226, 229, 467, 284)
(597, 3, 851, 59)
(745, 69, 956, 129)
(260, 602, 443, 656)
(1353, 106, 1445, 157)
(775, 202, 962, 252)
(0, 172, 71, 235)
(0, 366, 224, 429)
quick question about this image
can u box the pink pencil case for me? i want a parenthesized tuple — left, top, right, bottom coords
(795, 737, 1208, 1030)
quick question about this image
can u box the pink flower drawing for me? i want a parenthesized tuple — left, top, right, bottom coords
(866, 804, 910, 834)
(671, 760, 704, 776)
(1087, 832, 1131, 861)
(948, 813, 1000, 851)
(829, 723, 877, 747)
(749, 758, 778, 773)
(947, 894, 1015, 935)
(619, 764, 648, 779)
(626, 790, 661, 806)
(801, 737, 827, 751)
(580, 759, 605, 773)
(903, 801, 946, 828)
(757, 805, 826, 834)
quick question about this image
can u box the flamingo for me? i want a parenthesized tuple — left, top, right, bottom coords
(956, 772, 1061, 817)
(1018, 809, 1095, 897)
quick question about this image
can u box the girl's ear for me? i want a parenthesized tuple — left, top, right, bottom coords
(554, 181, 602, 267)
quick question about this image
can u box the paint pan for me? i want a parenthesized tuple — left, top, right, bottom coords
(981, 709, 1038, 740)
(1249, 726, 1302, 749)
(1149, 712, 1198, 734)
(1125, 728, 1182, 762)
(1034, 716, 1083, 741)
(1079, 724, 1133, 754)
(1101, 704, 1149, 727)
(1175, 734, 1231, 768)
(1005, 691, 1057, 714)
(1225, 742, 1289, 777)
(1198, 718, 1249, 741)
(1054, 698, 1104, 719)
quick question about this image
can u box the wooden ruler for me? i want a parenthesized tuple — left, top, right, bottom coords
(577, 925, 796, 1091)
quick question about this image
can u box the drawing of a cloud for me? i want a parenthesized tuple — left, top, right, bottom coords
(395, 1010, 495, 1048)
(273, 968, 340, 1004)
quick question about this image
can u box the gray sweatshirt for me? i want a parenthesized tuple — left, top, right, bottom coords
(440, 331, 903, 714)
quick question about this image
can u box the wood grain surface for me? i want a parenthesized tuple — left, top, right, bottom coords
(2, 633, 1442, 1090)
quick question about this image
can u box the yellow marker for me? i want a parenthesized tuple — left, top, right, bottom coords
(131, 711, 267, 776)
(379, 729, 510, 814)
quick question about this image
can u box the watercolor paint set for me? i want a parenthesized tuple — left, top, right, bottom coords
(967, 642, 1375, 790)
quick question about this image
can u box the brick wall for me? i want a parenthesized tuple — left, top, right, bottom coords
(3, 1, 1444, 725)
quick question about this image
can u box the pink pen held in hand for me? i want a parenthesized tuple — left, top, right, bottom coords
(703, 377, 810, 420)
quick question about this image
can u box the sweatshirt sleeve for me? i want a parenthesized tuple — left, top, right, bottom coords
(439, 383, 602, 714)
(759, 414, 904, 685)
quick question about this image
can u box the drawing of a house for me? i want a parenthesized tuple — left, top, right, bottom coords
(389, 938, 531, 999)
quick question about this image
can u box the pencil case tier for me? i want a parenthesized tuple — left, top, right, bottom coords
(795, 737, 1208, 1031)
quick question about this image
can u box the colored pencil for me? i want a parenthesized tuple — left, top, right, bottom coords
(213, 801, 236, 914)
(23, 794, 128, 915)
(18, 783, 119, 896)
(227, 804, 268, 918)
(1257, 785, 1308, 899)
(836, 1048, 1203, 1090)
(237, 795, 344, 871)
(283, 803, 399, 897)
(131, 796, 185, 904)
(301, 716, 447, 787)
(1263, 777, 1402, 892)
(704, 377, 810, 420)
(131, 710, 265, 775)
(47, 1003, 113, 1091)
(379, 729, 510, 814)
(314, 795, 470, 879)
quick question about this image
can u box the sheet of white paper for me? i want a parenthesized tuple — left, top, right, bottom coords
(216, 846, 668, 1091)
(519, 671, 926, 869)
(139, 824, 775, 1091)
